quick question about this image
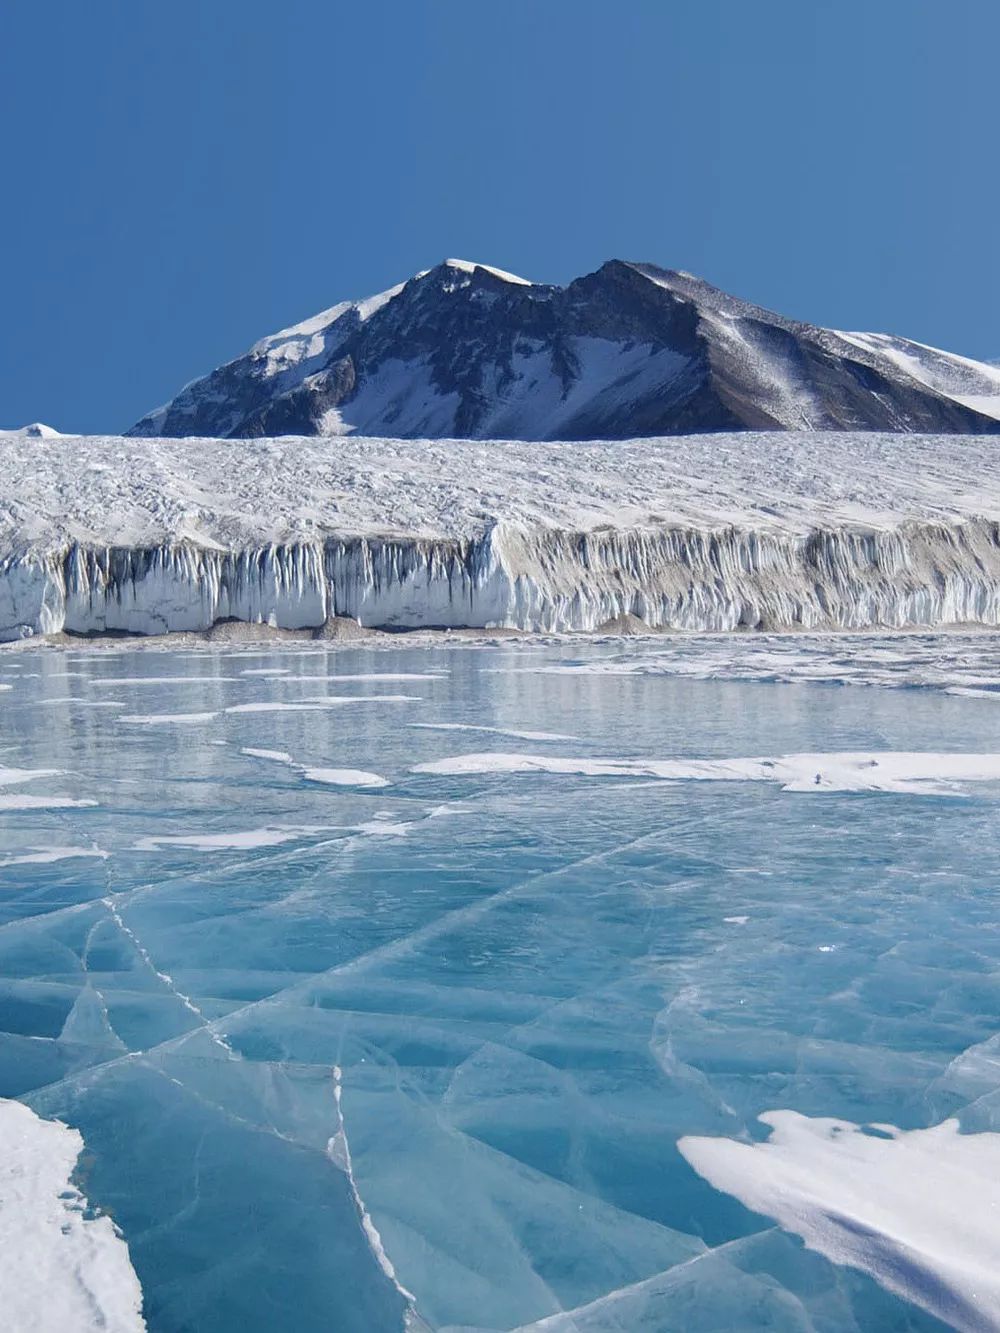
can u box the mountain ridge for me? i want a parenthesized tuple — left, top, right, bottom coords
(128, 260, 1000, 440)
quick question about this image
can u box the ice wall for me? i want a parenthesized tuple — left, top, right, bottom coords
(3, 517, 1000, 641)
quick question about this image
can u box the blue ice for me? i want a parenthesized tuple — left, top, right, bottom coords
(2, 639, 999, 1331)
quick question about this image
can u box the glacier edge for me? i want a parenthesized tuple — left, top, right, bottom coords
(6, 518, 1000, 641)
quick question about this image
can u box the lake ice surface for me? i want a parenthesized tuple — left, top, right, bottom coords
(3, 635, 1000, 1331)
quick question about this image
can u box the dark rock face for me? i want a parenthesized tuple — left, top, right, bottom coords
(128, 260, 1000, 439)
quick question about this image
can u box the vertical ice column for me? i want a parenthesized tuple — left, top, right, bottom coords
(2, 517, 1000, 639)
(0, 553, 66, 640)
(323, 524, 514, 628)
(59, 543, 328, 635)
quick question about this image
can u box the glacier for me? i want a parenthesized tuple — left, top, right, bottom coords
(4, 429, 1000, 642)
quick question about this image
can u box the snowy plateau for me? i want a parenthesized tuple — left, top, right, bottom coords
(4, 429, 1000, 641)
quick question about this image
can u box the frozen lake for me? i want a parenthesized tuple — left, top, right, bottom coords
(3, 636, 1000, 1331)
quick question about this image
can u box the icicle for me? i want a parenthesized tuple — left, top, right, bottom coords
(2, 518, 1000, 641)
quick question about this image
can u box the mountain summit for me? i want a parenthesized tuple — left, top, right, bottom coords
(129, 260, 1000, 439)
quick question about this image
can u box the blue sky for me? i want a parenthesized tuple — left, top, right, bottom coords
(2, 0, 998, 433)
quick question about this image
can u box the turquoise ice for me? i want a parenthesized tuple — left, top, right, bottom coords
(2, 638, 999, 1331)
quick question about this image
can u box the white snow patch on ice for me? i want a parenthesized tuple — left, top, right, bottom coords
(241, 746, 389, 789)
(133, 826, 330, 852)
(412, 750, 1000, 796)
(305, 673, 445, 682)
(224, 694, 417, 715)
(0, 765, 96, 812)
(119, 712, 218, 725)
(679, 1110, 1000, 1333)
(36, 699, 126, 709)
(0, 846, 109, 868)
(301, 767, 390, 789)
(0, 1097, 146, 1332)
(0, 794, 98, 811)
(241, 747, 295, 764)
(89, 676, 238, 686)
(0, 765, 64, 787)
(350, 820, 415, 837)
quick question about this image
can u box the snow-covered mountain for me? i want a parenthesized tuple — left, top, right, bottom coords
(128, 260, 1000, 439)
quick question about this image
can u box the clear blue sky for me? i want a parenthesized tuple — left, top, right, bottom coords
(2, 0, 998, 433)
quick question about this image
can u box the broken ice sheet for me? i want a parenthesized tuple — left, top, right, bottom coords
(1, 639, 999, 1330)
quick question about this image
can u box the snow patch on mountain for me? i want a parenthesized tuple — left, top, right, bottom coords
(128, 260, 1000, 440)
(441, 258, 531, 285)
(317, 357, 461, 438)
(837, 331, 1000, 421)
(4, 423, 66, 439)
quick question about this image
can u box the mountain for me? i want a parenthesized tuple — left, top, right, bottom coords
(5, 423, 65, 439)
(128, 259, 1000, 440)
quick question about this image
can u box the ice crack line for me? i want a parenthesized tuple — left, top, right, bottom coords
(102, 896, 233, 1055)
(328, 1064, 423, 1323)
(25, 825, 686, 1102)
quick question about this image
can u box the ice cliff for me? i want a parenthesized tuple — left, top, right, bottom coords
(3, 430, 1000, 640)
